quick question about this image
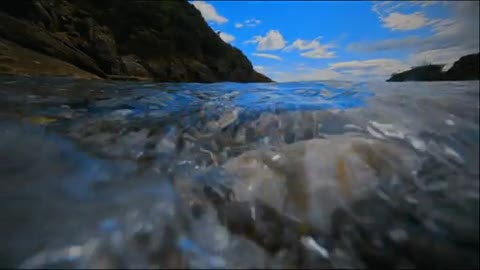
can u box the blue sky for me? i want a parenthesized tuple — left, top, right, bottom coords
(191, 1, 479, 82)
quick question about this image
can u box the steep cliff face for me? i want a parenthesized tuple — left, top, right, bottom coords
(387, 53, 479, 82)
(0, 0, 272, 82)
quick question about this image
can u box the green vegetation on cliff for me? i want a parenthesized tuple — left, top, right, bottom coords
(0, 0, 272, 82)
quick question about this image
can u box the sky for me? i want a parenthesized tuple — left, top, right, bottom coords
(191, 1, 479, 82)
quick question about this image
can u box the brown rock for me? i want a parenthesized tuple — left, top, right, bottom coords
(0, 11, 106, 78)
(0, 1, 272, 82)
(0, 38, 99, 79)
(223, 136, 420, 231)
(121, 55, 150, 78)
(86, 25, 122, 74)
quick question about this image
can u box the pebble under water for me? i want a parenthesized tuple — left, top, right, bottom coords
(0, 75, 478, 269)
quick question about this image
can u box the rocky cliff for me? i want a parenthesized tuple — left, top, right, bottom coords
(444, 53, 480, 81)
(387, 53, 479, 82)
(0, 0, 272, 82)
(387, 64, 446, 82)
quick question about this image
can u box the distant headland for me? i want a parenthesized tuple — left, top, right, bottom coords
(387, 53, 479, 82)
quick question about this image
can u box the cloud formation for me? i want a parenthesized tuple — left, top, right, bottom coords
(409, 46, 476, 70)
(253, 65, 265, 72)
(219, 32, 235, 43)
(268, 58, 411, 82)
(245, 18, 262, 27)
(381, 12, 429, 31)
(271, 68, 341, 82)
(252, 53, 283, 60)
(236, 18, 262, 28)
(329, 59, 410, 80)
(191, 1, 228, 24)
(330, 59, 408, 71)
(262, 56, 412, 81)
(246, 30, 287, 51)
(372, 2, 439, 31)
(284, 37, 336, 58)
(349, 1, 479, 67)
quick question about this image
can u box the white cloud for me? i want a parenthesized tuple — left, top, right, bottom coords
(291, 63, 307, 71)
(349, 1, 479, 66)
(219, 32, 235, 43)
(264, 58, 411, 81)
(405, 1, 445, 8)
(252, 53, 283, 61)
(372, 2, 448, 31)
(245, 30, 287, 51)
(191, 1, 228, 24)
(271, 68, 342, 82)
(245, 18, 262, 27)
(381, 12, 429, 31)
(266, 59, 412, 82)
(253, 65, 265, 72)
(329, 59, 407, 70)
(329, 59, 410, 80)
(235, 18, 261, 29)
(284, 38, 321, 51)
(347, 36, 422, 52)
(283, 37, 336, 58)
(412, 1, 443, 8)
(372, 1, 443, 20)
(410, 46, 479, 70)
(301, 49, 336, 59)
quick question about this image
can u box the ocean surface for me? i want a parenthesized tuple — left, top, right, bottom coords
(0, 76, 478, 268)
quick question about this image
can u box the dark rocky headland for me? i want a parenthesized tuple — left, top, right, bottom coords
(0, 0, 272, 82)
(387, 53, 480, 82)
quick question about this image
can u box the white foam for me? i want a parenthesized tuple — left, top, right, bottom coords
(300, 236, 329, 258)
(445, 119, 455, 126)
(111, 109, 133, 117)
(388, 228, 409, 242)
(444, 145, 464, 163)
(343, 124, 363, 131)
(369, 121, 406, 139)
(366, 125, 385, 139)
(407, 136, 427, 152)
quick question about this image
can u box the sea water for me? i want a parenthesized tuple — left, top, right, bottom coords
(0, 76, 478, 268)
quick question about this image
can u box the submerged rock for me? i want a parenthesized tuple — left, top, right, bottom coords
(223, 136, 421, 231)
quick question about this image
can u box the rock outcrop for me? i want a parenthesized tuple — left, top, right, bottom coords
(0, 0, 272, 82)
(387, 64, 445, 82)
(0, 38, 100, 79)
(387, 53, 479, 82)
(444, 53, 480, 81)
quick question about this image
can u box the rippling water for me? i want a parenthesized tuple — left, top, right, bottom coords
(0, 76, 478, 268)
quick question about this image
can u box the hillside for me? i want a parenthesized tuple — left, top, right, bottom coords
(387, 53, 479, 82)
(444, 53, 480, 81)
(0, 0, 271, 82)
